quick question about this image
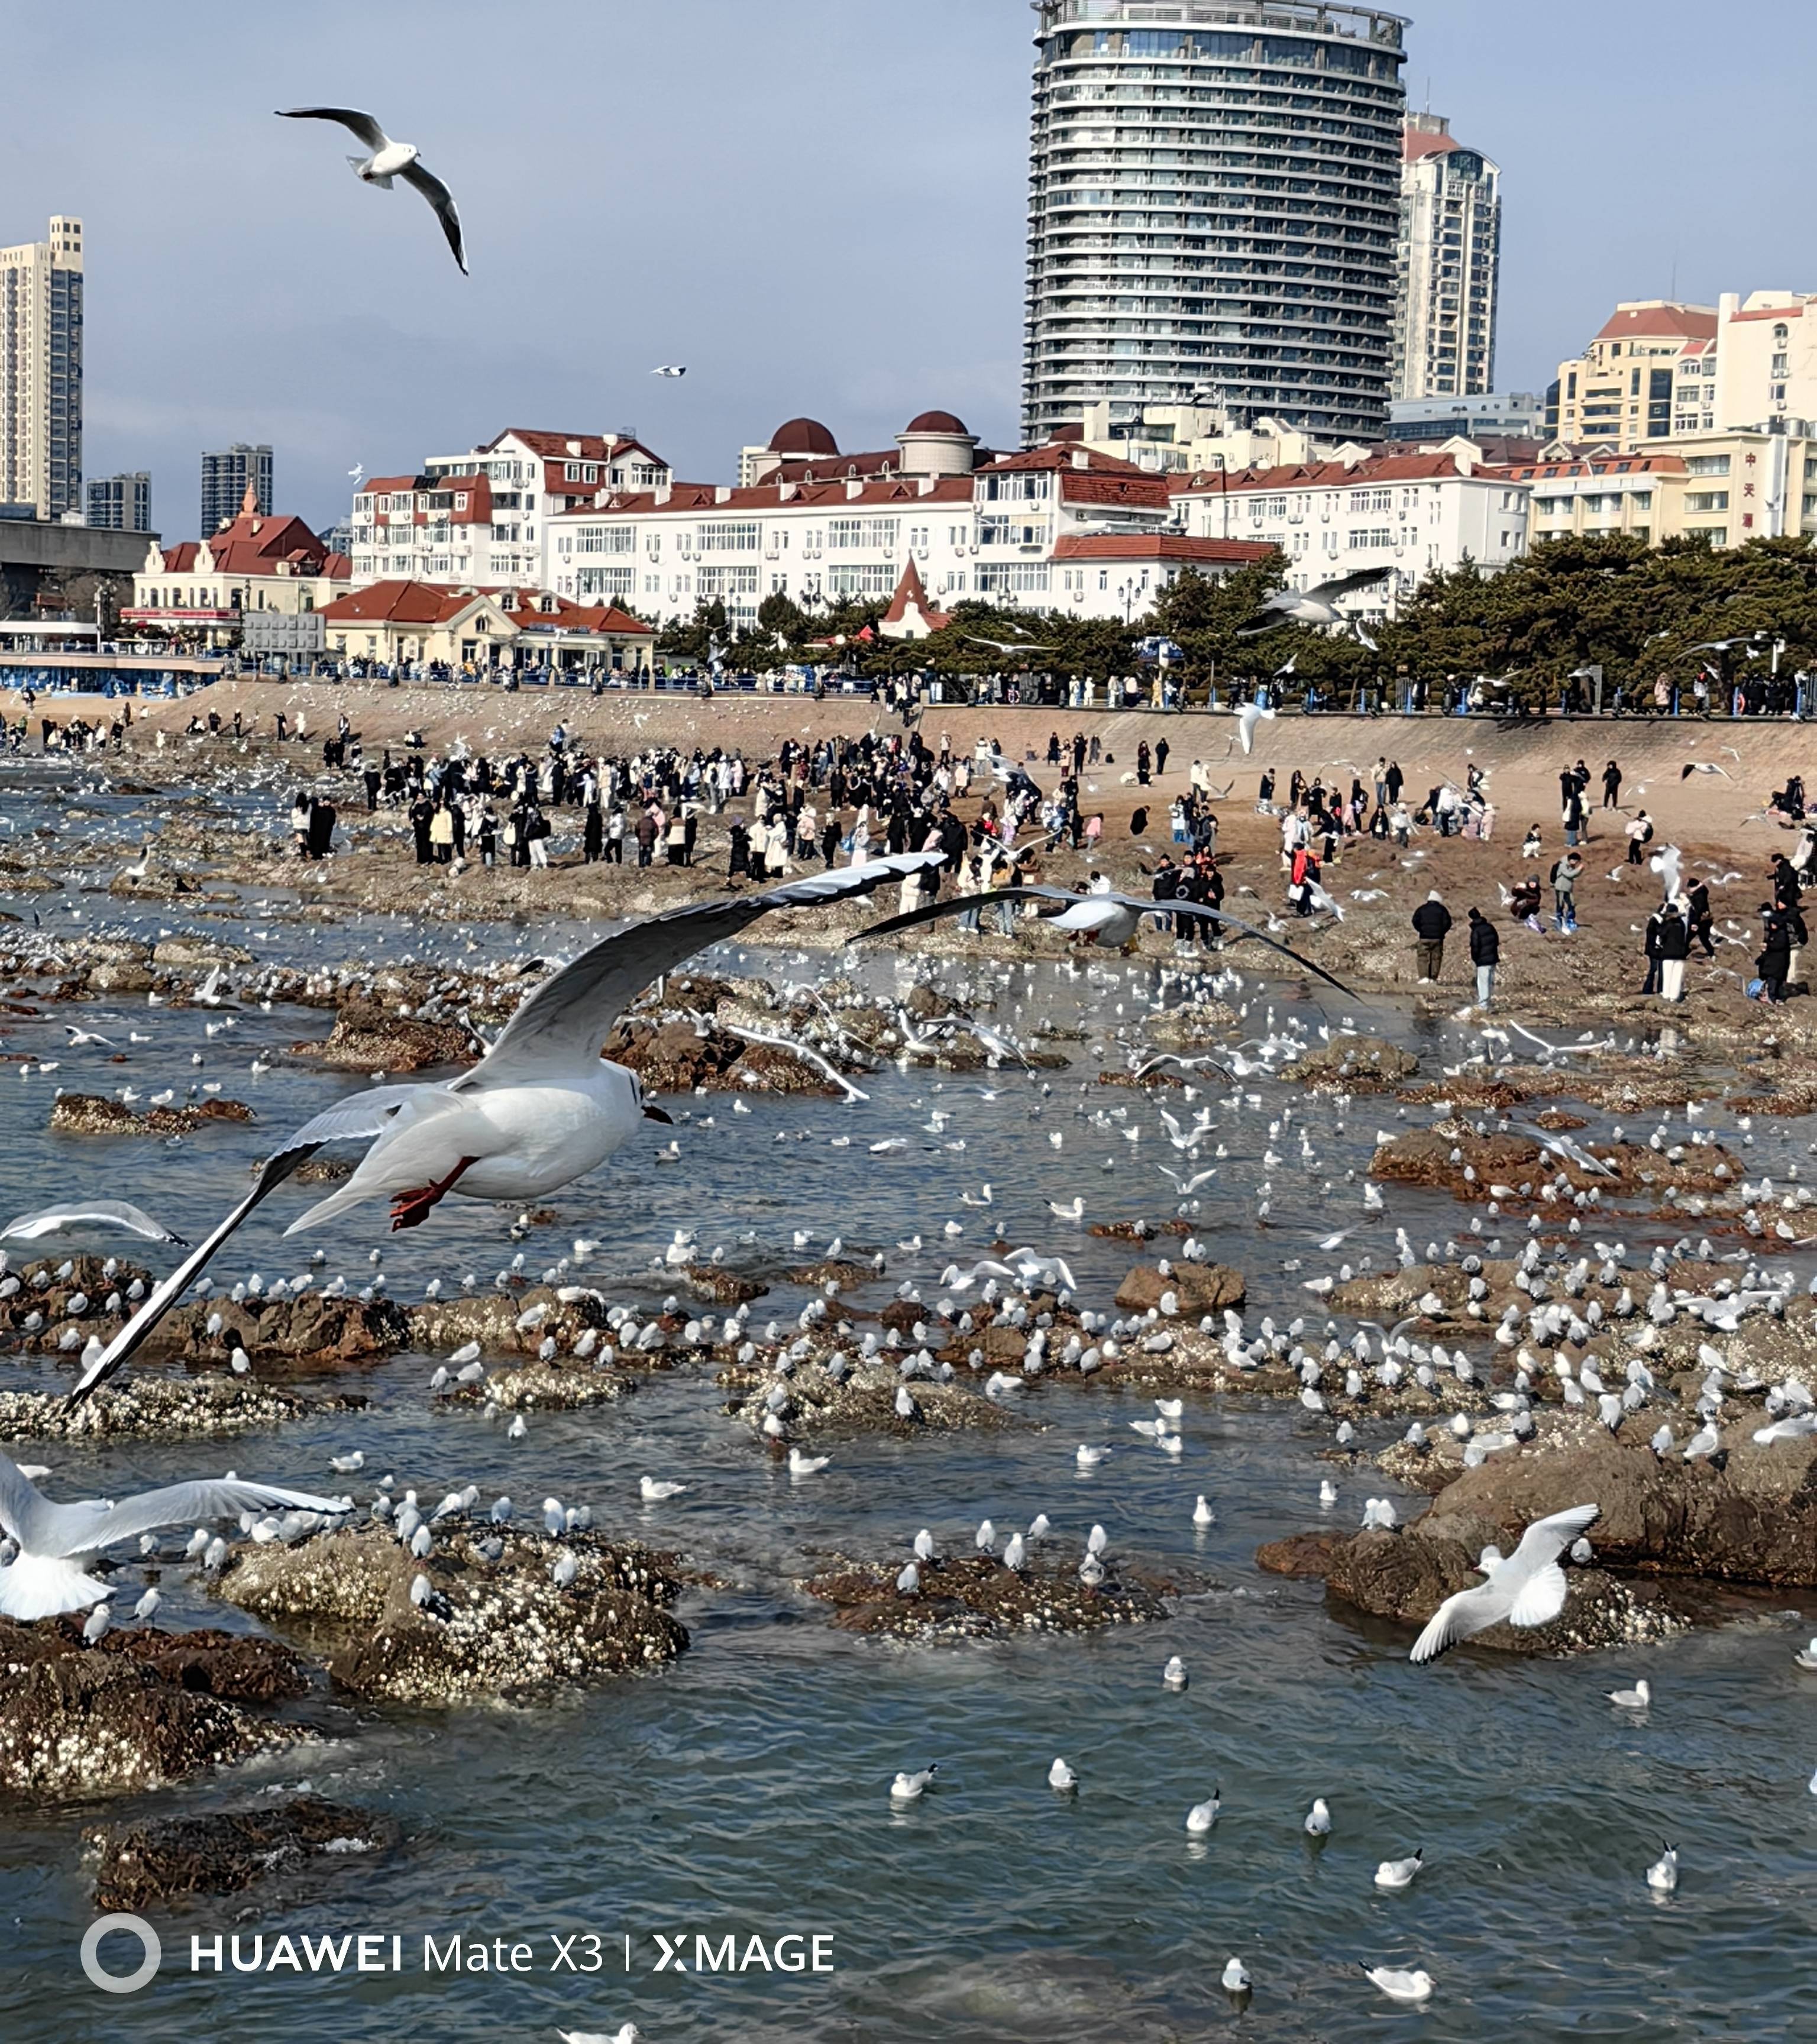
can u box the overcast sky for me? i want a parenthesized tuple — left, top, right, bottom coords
(8, 0, 1814, 538)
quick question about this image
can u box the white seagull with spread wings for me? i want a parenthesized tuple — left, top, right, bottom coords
(277, 107, 468, 272)
(1409, 1503, 1601, 1663)
(68, 857, 939, 1405)
(0, 1446, 347, 1620)
(858, 884, 1362, 1000)
(1236, 566, 1392, 641)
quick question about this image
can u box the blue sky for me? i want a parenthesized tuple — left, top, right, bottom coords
(8, 0, 1813, 536)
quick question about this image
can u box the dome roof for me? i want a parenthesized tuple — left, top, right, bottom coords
(904, 409, 971, 437)
(770, 416, 838, 456)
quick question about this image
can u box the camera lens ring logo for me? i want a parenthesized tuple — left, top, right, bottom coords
(80, 1913, 161, 1995)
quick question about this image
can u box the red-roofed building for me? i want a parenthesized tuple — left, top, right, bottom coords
(124, 485, 351, 644)
(1171, 447, 1530, 616)
(547, 432, 1179, 628)
(1553, 302, 1720, 451)
(348, 428, 674, 590)
(318, 579, 653, 675)
(877, 558, 952, 642)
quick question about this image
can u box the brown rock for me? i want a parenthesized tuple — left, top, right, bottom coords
(1114, 1261, 1246, 1314)
(89, 1796, 396, 1910)
(0, 1619, 303, 1799)
(680, 1263, 768, 1305)
(49, 1093, 254, 1135)
(290, 999, 476, 1073)
(153, 1291, 412, 1371)
(800, 1553, 1173, 1640)
(410, 1284, 612, 1359)
(1289, 1036, 1418, 1091)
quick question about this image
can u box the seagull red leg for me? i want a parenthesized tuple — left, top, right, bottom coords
(389, 1156, 480, 1231)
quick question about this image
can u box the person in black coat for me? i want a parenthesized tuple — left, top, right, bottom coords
(1655, 902, 1690, 1001)
(1411, 892, 1452, 982)
(1467, 907, 1499, 1007)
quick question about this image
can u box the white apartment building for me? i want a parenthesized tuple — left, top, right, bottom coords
(348, 428, 673, 588)
(1171, 444, 1528, 617)
(1393, 114, 1501, 403)
(0, 215, 83, 520)
(545, 438, 1196, 628)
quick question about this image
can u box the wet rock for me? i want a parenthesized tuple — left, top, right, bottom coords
(785, 1259, 876, 1292)
(679, 1263, 768, 1305)
(434, 1362, 631, 1411)
(722, 1356, 1015, 1441)
(85, 960, 156, 994)
(1288, 1036, 1418, 1091)
(49, 1092, 255, 1135)
(603, 1015, 852, 1096)
(410, 1285, 612, 1359)
(0, 1618, 304, 1799)
(152, 937, 253, 969)
(151, 1292, 412, 1372)
(1089, 1217, 1191, 1240)
(89, 1796, 396, 1910)
(801, 1552, 1172, 1640)
(1140, 999, 1241, 1049)
(216, 1524, 686, 1706)
(0, 1375, 363, 1441)
(1370, 1120, 1741, 1206)
(1406, 1428, 1817, 1589)
(290, 999, 477, 1073)
(0, 1253, 153, 1346)
(1255, 1531, 1345, 1579)
(1114, 1262, 1246, 1315)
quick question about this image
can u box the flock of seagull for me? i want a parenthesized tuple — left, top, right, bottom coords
(5, 760, 1816, 2026)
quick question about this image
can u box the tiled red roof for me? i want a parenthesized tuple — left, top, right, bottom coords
(1052, 534, 1276, 565)
(984, 444, 1150, 478)
(320, 581, 487, 627)
(1403, 127, 1462, 162)
(1729, 302, 1810, 324)
(881, 558, 950, 632)
(486, 587, 653, 636)
(1173, 451, 1488, 496)
(554, 476, 975, 520)
(1505, 453, 1686, 480)
(1592, 302, 1718, 344)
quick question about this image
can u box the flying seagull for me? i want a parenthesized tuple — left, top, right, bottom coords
(1680, 761, 1730, 780)
(1236, 566, 1392, 638)
(276, 108, 467, 273)
(0, 1446, 347, 1619)
(1234, 700, 1277, 756)
(651, 366, 687, 378)
(1409, 1503, 1601, 1663)
(0, 1199, 185, 1247)
(965, 636, 1057, 658)
(67, 856, 940, 1405)
(858, 884, 1364, 1000)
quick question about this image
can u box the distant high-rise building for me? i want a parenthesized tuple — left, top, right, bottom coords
(1022, 2, 1409, 447)
(85, 471, 152, 532)
(1393, 114, 1501, 402)
(0, 215, 84, 520)
(200, 444, 273, 535)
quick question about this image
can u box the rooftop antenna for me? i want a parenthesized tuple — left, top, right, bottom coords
(1670, 242, 1679, 301)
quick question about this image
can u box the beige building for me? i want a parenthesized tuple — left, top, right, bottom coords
(1515, 427, 1817, 551)
(1710, 292, 1817, 432)
(318, 580, 655, 675)
(1066, 399, 1359, 478)
(1551, 301, 1718, 452)
(1394, 114, 1502, 402)
(125, 490, 350, 646)
(0, 215, 83, 519)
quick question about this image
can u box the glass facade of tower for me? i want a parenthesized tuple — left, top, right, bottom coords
(1023, 1, 1409, 447)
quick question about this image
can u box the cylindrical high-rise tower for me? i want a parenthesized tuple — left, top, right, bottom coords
(1022, 2, 1409, 447)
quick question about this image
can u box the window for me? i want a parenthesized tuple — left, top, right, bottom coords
(825, 562, 898, 597)
(827, 516, 900, 552)
(1348, 488, 1391, 514)
(975, 564, 1052, 594)
(574, 525, 636, 555)
(1687, 491, 1729, 512)
(696, 521, 761, 552)
(979, 516, 1046, 548)
(1346, 529, 1392, 549)
(1686, 455, 1730, 477)
(697, 565, 760, 597)
(576, 567, 636, 599)
(979, 473, 1050, 503)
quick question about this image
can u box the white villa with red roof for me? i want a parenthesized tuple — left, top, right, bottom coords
(545, 410, 1271, 629)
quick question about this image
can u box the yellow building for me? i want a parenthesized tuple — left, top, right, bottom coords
(125, 489, 350, 646)
(318, 581, 655, 675)
(1514, 427, 1817, 551)
(1551, 302, 1718, 452)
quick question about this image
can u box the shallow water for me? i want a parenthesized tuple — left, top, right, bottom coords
(1, 842, 1815, 2043)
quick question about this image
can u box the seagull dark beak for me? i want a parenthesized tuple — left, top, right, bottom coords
(642, 1103, 674, 1124)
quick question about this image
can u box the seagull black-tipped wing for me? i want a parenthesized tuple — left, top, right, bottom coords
(1304, 565, 1394, 603)
(453, 854, 942, 1092)
(857, 885, 1364, 1001)
(400, 157, 467, 273)
(276, 106, 389, 150)
(64, 1139, 325, 1408)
